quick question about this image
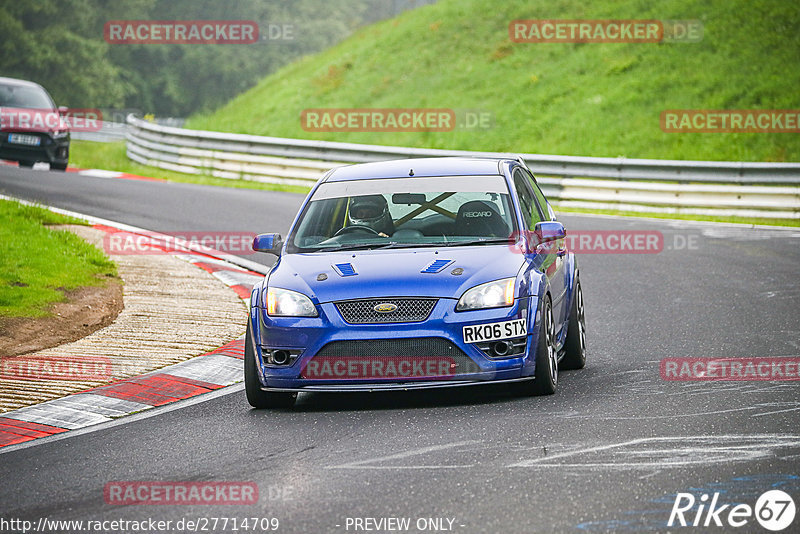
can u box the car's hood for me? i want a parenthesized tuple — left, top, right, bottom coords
(268, 246, 525, 303)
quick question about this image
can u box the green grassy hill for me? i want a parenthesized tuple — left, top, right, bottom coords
(187, 0, 799, 162)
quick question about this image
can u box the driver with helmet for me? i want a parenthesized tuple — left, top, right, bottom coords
(346, 195, 394, 237)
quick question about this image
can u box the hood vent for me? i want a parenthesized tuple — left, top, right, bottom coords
(421, 259, 454, 274)
(332, 262, 358, 277)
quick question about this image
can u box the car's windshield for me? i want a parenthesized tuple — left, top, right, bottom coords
(288, 175, 517, 252)
(0, 83, 54, 109)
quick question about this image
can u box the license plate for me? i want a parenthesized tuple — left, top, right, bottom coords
(8, 133, 40, 146)
(463, 318, 527, 343)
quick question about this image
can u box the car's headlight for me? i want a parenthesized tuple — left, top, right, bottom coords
(265, 287, 318, 317)
(456, 277, 515, 311)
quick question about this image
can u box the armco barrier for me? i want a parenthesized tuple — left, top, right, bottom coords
(126, 115, 800, 219)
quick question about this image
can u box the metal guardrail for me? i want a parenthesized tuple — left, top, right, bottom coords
(126, 115, 800, 218)
(71, 121, 127, 143)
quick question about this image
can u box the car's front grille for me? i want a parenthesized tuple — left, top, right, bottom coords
(334, 298, 438, 324)
(302, 337, 481, 379)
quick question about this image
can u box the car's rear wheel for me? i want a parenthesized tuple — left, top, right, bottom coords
(51, 162, 67, 171)
(520, 295, 557, 396)
(17, 160, 34, 168)
(245, 320, 297, 409)
(560, 275, 586, 370)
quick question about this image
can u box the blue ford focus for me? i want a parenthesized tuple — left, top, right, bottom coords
(246, 157, 586, 408)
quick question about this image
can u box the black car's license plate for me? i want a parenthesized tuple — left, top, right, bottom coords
(8, 133, 41, 146)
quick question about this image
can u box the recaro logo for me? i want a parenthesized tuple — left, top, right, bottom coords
(669, 490, 796, 530)
(464, 211, 492, 218)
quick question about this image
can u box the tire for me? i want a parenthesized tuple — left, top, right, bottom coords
(520, 295, 557, 396)
(17, 161, 34, 168)
(245, 319, 296, 409)
(51, 162, 67, 171)
(560, 275, 586, 370)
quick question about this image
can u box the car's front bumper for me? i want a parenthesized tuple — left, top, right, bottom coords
(250, 295, 541, 392)
(0, 131, 69, 166)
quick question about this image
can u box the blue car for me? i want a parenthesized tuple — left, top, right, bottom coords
(245, 157, 586, 408)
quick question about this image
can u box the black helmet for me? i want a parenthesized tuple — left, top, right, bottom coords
(348, 195, 393, 235)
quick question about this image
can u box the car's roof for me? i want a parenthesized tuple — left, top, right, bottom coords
(0, 77, 45, 89)
(324, 157, 511, 182)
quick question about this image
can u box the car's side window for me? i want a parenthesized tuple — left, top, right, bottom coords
(513, 168, 543, 229)
(522, 168, 553, 221)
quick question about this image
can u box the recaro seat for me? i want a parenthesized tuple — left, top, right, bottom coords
(454, 200, 509, 237)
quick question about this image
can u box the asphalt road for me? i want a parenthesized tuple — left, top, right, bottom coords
(1, 166, 800, 533)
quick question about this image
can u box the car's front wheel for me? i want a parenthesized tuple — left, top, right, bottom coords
(560, 274, 586, 370)
(245, 320, 297, 409)
(520, 295, 557, 396)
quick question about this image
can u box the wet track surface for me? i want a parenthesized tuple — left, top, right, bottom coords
(1, 166, 799, 533)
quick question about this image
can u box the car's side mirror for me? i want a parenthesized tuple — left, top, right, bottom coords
(529, 222, 567, 255)
(253, 233, 283, 255)
(534, 221, 566, 243)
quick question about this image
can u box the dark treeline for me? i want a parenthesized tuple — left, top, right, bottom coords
(0, 0, 435, 116)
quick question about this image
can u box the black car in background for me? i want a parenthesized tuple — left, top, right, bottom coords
(0, 77, 69, 170)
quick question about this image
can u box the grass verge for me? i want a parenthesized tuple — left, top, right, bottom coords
(0, 199, 118, 318)
(187, 0, 800, 162)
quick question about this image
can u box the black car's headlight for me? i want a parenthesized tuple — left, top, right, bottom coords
(265, 287, 318, 317)
(456, 277, 515, 311)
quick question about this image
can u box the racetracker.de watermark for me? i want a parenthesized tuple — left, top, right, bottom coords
(102, 230, 257, 255)
(508, 230, 699, 254)
(104, 20, 259, 44)
(661, 357, 800, 381)
(301, 108, 465, 132)
(103, 482, 258, 505)
(661, 110, 800, 133)
(0, 355, 112, 381)
(0, 107, 103, 132)
(510, 19, 702, 43)
(300, 356, 463, 380)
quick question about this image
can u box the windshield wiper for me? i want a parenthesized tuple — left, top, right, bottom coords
(308, 238, 510, 252)
(438, 238, 511, 247)
(309, 242, 395, 252)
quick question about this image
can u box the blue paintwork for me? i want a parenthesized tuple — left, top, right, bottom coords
(252, 233, 282, 254)
(248, 157, 578, 392)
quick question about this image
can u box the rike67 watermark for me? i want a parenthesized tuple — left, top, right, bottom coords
(669, 489, 795, 530)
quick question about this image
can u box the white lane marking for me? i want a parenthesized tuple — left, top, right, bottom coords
(507, 435, 800, 469)
(8, 404, 112, 430)
(211, 270, 262, 288)
(166, 354, 243, 387)
(0, 384, 244, 455)
(327, 440, 480, 470)
(549, 402, 800, 420)
(78, 169, 123, 178)
(751, 406, 800, 417)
